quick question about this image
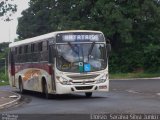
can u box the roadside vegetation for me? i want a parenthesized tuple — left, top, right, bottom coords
(0, 68, 9, 86)
(16, 0, 160, 74)
(110, 72, 160, 79)
(0, 1, 160, 87)
(0, 42, 9, 86)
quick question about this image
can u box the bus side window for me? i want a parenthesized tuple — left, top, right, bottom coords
(18, 46, 22, 54)
(15, 47, 18, 55)
(27, 44, 31, 53)
(24, 45, 28, 53)
(38, 42, 43, 52)
(31, 44, 35, 53)
(42, 41, 48, 51)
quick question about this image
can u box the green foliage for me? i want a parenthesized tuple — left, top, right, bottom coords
(109, 49, 144, 73)
(110, 72, 160, 79)
(144, 44, 160, 72)
(17, 0, 160, 73)
(0, 42, 9, 59)
(0, 0, 17, 21)
(0, 42, 9, 85)
(0, 67, 9, 86)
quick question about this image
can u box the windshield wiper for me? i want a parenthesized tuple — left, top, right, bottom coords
(88, 42, 95, 61)
(68, 42, 84, 62)
(67, 42, 79, 55)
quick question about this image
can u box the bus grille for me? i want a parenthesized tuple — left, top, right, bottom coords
(72, 81, 95, 84)
(75, 86, 93, 90)
(68, 74, 99, 80)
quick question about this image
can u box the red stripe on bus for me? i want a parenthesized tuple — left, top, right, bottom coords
(14, 63, 53, 75)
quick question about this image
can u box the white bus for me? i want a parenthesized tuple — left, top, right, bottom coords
(8, 30, 111, 98)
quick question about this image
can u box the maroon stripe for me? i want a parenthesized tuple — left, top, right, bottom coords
(15, 63, 53, 75)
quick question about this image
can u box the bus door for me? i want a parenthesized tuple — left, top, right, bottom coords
(49, 45, 56, 91)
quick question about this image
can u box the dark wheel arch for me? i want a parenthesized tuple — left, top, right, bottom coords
(19, 76, 25, 94)
(42, 77, 51, 99)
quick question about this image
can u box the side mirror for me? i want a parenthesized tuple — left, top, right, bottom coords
(106, 44, 111, 53)
(106, 44, 111, 58)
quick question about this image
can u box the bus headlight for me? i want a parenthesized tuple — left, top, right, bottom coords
(96, 74, 107, 83)
(61, 77, 71, 85)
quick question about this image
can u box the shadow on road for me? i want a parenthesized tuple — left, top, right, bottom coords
(15, 90, 107, 101)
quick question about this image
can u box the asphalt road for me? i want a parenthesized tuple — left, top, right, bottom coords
(1, 79, 160, 114)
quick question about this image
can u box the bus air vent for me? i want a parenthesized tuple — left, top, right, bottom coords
(68, 74, 99, 80)
(75, 86, 93, 90)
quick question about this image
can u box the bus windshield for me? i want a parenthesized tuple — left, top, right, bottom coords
(56, 43, 107, 72)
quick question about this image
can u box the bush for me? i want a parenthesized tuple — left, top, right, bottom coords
(109, 49, 144, 73)
(0, 68, 9, 85)
(144, 44, 160, 72)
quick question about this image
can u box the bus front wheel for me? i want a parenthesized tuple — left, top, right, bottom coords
(85, 92, 92, 97)
(43, 82, 51, 99)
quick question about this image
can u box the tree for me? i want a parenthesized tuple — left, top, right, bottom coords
(17, 0, 98, 39)
(17, 0, 160, 72)
(0, 0, 17, 21)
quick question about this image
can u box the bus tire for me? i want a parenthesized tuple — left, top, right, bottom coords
(85, 92, 92, 97)
(19, 78, 25, 94)
(43, 81, 51, 99)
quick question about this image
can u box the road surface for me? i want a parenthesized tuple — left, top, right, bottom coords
(0, 79, 160, 114)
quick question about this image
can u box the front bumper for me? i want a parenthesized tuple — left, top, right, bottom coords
(55, 80, 109, 94)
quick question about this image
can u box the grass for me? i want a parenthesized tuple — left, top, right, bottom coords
(110, 72, 160, 79)
(0, 70, 9, 86)
(0, 80, 9, 86)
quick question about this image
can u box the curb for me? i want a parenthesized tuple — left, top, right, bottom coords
(0, 91, 21, 109)
(110, 77, 160, 81)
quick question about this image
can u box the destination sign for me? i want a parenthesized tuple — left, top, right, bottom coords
(62, 35, 99, 41)
(56, 32, 105, 43)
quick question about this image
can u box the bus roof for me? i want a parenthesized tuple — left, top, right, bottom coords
(9, 30, 103, 48)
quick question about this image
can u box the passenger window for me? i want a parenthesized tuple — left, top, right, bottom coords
(18, 46, 22, 54)
(24, 45, 28, 53)
(15, 47, 18, 55)
(38, 42, 43, 51)
(31, 44, 35, 52)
